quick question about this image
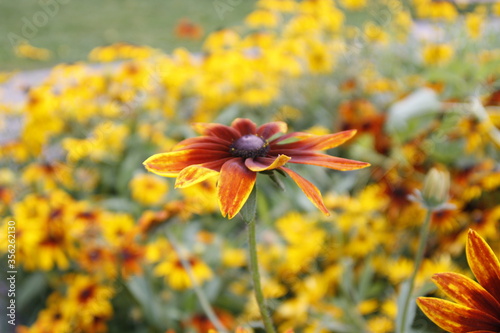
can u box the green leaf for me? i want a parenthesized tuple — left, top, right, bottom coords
(18, 272, 48, 312)
(126, 276, 171, 329)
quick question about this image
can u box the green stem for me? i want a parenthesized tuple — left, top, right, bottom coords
(165, 230, 228, 333)
(247, 217, 276, 333)
(399, 209, 433, 333)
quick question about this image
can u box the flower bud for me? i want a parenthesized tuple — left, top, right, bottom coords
(421, 168, 450, 209)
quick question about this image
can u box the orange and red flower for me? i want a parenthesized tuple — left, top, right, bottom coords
(417, 229, 500, 333)
(143, 118, 369, 219)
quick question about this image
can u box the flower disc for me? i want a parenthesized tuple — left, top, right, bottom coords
(230, 135, 270, 158)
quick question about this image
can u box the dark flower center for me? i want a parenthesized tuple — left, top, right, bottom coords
(230, 135, 270, 159)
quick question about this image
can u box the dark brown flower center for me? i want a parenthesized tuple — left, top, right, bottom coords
(230, 135, 270, 159)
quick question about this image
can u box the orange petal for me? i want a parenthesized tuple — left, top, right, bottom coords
(270, 131, 313, 145)
(175, 165, 220, 188)
(416, 297, 500, 333)
(272, 130, 357, 151)
(143, 150, 229, 177)
(432, 272, 500, 318)
(467, 229, 500, 301)
(217, 158, 257, 219)
(310, 130, 357, 150)
(231, 118, 257, 136)
(245, 155, 291, 172)
(286, 153, 370, 171)
(192, 122, 240, 141)
(280, 167, 329, 216)
(257, 121, 288, 139)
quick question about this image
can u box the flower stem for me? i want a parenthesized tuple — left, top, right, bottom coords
(247, 217, 276, 333)
(398, 209, 433, 333)
(165, 230, 228, 333)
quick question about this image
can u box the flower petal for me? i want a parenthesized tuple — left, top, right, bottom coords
(309, 130, 357, 150)
(432, 272, 500, 319)
(231, 118, 257, 136)
(467, 229, 500, 302)
(283, 153, 370, 171)
(218, 158, 257, 219)
(272, 130, 357, 151)
(192, 122, 240, 141)
(175, 159, 234, 188)
(417, 297, 500, 333)
(257, 121, 288, 139)
(245, 155, 291, 172)
(174, 136, 231, 149)
(270, 132, 313, 145)
(280, 167, 329, 216)
(143, 150, 229, 177)
(175, 142, 230, 152)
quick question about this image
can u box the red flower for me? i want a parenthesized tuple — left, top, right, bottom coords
(417, 229, 500, 333)
(174, 18, 204, 40)
(143, 118, 370, 219)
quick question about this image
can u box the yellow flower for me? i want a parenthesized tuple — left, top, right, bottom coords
(284, 15, 320, 37)
(364, 22, 389, 45)
(257, 0, 297, 12)
(15, 41, 51, 60)
(203, 29, 240, 52)
(416, 0, 457, 21)
(154, 252, 213, 290)
(465, 12, 484, 39)
(494, 2, 500, 17)
(180, 177, 219, 214)
(339, 0, 367, 10)
(380, 257, 413, 285)
(76, 244, 117, 279)
(101, 212, 135, 246)
(393, 11, 413, 41)
(222, 246, 247, 268)
(263, 278, 287, 298)
(306, 41, 334, 74)
(422, 43, 454, 66)
(63, 121, 130, 163)
(145, 237, 173, 263)
(245, 9, 280, 28)
(357, 299, 378, 315)
(21, 162, 74, 191)
(24, 292, 72, 333)
(366, 316, 394, 333)
(129, 173, 169, 206)
(63, 274, 114, 331)
(11, 191, 76, 271)
(88, 42, 156, 62)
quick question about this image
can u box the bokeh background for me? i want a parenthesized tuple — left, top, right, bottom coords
(1, 0, 500, 332)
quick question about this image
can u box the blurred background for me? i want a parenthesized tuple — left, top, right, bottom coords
(0, 0, 256, 70)
(1, 0, 500, 333)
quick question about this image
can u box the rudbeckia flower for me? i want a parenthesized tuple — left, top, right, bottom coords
(143, 118, 369, 219)
(417, 229, 500, 333)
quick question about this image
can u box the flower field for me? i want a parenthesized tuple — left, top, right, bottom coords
(1, 0, 500, 332)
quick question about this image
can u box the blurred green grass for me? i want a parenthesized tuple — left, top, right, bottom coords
(0, 0, 256, 71)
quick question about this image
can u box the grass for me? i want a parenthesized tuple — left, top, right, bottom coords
(0, 0, 256, 71)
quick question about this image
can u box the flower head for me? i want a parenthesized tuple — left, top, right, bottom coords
(144, 118, 369, 219)
(417, 229, 500, 333)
